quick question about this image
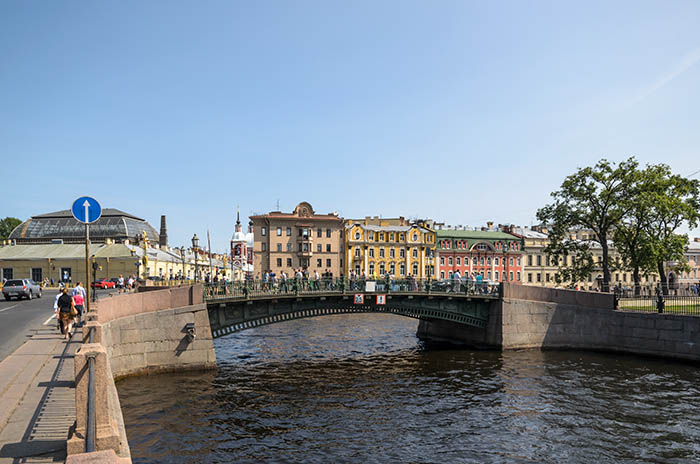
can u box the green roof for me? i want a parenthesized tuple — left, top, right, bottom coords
(436, 230, 519, 240)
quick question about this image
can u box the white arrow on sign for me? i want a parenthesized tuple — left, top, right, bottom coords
(83, 199, 91, 224)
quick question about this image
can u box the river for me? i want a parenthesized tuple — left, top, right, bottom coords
(117, 313, 700, 463)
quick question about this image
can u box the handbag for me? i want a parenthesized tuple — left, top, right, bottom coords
(70, 305, 78, 316)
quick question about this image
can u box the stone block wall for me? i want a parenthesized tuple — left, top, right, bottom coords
(101, 304, 216, 380)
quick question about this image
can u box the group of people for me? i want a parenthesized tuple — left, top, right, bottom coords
(52, 282, 86, 340)
(256, 269, 339, 292)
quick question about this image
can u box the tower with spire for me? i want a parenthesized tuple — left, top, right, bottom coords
(230, 208, 248, 281)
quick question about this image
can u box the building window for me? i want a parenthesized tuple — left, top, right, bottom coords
(277, 243, 282, 252)
(317, 259, 322, 267)
(516, 272, 521, 281)
(400, 264, 406, 275)
(31, 268, 42, 282)
(262, 243, 267, 251)
(380, 232, 385, 241)
(448, 257, 453, 266)
(546, 273, 550, 282)
(277, 258, 282, 267)
(326, 259, 331, 267)
(369, 263, 375, 275)
(495, 271, 499, 281)
(509, 258, 514, 266)
(389, 262, 396, 275)
(390, 248, 395, 258)
(355, 231, 361, 240)
(277, 227, 282, 236)
(317, 244, 322, 252)
(487, 257, 492, 265)
(412, 248, 418, 258)
(326, 229, 331, 238)
(517, 257, 521, 266)
(536, 255, 542, 266)
(495, 257, 500, 266)
(379, 263, 385, 275)
(355, 247, 360, 257)
(440, 271, 445, 279)
(528, 255, 533, 266)
(400, 234, 405, 241)
(303, 243, 309, 252)
(400, 248, 406, 258)
(287, 243, 292, 251)
(487, 271, 491, 280)
(509, 271, 514, 281)
(261, 227, 267, 236)
(326, 244, 331, 252)
(286, 227, 292, 236)
(456, 257, 461, 266)
(369, 248, 375, 258)
(379, 248, 385, 258)
(536, 273, 541, 282)
(527, 273, 532, 283)
(412, 233, 418, 241)
(480, 257, 485, 265)
(317, 228, 322, 237)
(390, 233, 395, 241)
(287, 258, 292, 266)
(440, 257, 445, 265)
(412, 263, 418, 275)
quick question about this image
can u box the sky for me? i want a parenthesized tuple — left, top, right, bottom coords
(1, 0, 699, 253)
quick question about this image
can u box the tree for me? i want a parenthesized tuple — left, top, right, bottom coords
(537, 158, 639, 291)
(642, 165, 700, 294)
(0, 217, 22, 240)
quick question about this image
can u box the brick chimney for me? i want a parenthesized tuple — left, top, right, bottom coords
(159, 215, 168, 247)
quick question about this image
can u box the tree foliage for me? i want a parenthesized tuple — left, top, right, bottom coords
(537, 158, 638, 290)
(0, 217, 22, 240)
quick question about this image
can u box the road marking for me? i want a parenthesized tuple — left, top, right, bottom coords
(44, 314, 57, 325)
(0, 304, 19, 313)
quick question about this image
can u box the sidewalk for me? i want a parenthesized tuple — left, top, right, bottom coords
(0, 324, 80, 463)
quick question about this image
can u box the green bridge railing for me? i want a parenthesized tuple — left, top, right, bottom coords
(203, 277, 502, 301)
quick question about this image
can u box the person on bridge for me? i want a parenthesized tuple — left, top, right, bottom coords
(72, 282, 86, 327)
(57, 287, 76, 340)
(53, 290, 64, 334)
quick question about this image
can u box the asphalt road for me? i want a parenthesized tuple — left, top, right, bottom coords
(0, 287, 118, 362)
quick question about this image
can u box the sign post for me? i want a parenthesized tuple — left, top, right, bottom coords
(72, 197, 102, 314)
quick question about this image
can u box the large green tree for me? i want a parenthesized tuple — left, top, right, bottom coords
(641, 165, 700, 293)
(537, 158, 639, 291)
(0, 217, 22, 240)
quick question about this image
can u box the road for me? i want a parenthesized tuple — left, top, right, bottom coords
(0, 287, 118, 362)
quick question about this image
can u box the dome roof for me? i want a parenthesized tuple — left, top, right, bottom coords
(9, 208, 159, 244)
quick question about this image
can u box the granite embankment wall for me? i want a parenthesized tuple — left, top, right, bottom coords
(96, 284, 216, 379)
(419, 284, 700, 362)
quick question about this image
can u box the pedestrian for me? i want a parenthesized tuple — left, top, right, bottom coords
(53, 290, 64, 334)
(57, 287, 76, 340)
(72, 282, 86, 326)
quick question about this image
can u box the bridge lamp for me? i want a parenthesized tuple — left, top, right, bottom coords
(192, 234, 200, 283)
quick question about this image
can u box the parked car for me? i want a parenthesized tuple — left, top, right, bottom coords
(2, 279, 42, 300)
(91, 278, 116, 289)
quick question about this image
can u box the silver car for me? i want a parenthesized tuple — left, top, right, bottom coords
(2, 279, 42, 300)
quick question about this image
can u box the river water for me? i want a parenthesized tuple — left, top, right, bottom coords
(117, 314, 700, 463)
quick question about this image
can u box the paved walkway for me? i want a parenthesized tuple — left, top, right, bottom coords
(0, 324, 79, 463)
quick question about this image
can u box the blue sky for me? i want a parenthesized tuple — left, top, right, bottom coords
(2, 1, 699, 252)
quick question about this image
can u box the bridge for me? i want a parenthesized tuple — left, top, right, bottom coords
(204, 279, 502, 338)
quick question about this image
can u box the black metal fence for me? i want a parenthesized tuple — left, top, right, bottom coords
(204, 278, 502, 301)
(618, 294, 700, 315)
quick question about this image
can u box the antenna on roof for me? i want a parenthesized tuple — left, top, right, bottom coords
(276, 199, 280, 210)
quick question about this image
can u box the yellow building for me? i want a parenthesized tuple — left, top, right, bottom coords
(344, 217, 436, 279)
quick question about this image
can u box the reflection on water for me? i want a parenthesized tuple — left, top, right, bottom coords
(117, 314, 700, 463)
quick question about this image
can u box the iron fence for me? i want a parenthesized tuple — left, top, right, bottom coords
(618, 294, 700, 316)
(204, 278, 502, 301)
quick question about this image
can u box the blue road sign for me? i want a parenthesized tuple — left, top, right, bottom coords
(71, 196, 102, 224)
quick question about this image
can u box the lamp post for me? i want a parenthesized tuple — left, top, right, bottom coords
(192, 234, 199, 283)
(179, 246, 186, 282)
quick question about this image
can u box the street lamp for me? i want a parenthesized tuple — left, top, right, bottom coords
(192, 234, 199, 283)
(179, 246, 186, 282)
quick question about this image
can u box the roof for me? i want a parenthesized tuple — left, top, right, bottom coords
(436, 229, 520, 240)
(346, 224, 417, 232)
(32, 208, 145, 221)
(0, 243, 139, 260)
(9, 208, 159, 243)
(511, 227, 549, 239)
